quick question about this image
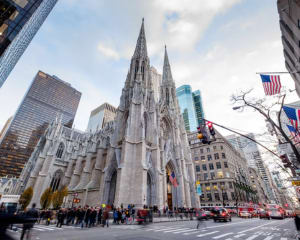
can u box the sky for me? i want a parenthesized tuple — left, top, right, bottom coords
(0, 0, 299, 140)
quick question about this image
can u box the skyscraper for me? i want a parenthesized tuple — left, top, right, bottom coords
(0, 0, 58, 87)
(86, 103, 117, 132)
(0, 71, 81, 177)
(193, 90, 205, 126)
(176, 85, 205, 132)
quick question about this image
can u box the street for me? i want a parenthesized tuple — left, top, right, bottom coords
(7, 217, 296, 240)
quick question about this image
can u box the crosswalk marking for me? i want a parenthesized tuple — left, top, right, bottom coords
(154, 227, 178, 232)
(183, 230, 205, 235)
(280, 238, 287, 240)
(197, 231, 219, 237)
(172, 229, 199, 234)
(234, 234, 246, 238)
(245, 235, 259, 240)
(213, 233, 234, 239)
(225, 238, 233, 240)
(263, 236, 273, 240)
(163, 228, 190, 233)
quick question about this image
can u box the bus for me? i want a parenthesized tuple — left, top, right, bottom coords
(0, 195, 20, 213)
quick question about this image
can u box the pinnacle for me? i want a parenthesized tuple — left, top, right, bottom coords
(162, 45, 173, 83)
(133, 19, 148, 59)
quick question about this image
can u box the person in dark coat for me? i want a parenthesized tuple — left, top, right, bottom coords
(89, 208, 97, 227)
(97, 208, 102, 225)
(21, 203, 39, 240)
(56, 209, 66, 228)
(102, 208, 109, 227)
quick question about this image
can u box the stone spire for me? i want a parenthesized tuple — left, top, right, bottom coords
(133, 18, 148, 59)
(162, 45, 173, 84)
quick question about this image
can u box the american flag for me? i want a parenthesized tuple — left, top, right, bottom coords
(286, 125, 300, 144)
(169, 172, 178, 187)
(283, 105, 300, 131)
(260, 74, 281, 96)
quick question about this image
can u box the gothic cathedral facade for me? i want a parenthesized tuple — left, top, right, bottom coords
(18, 20, 200, 209)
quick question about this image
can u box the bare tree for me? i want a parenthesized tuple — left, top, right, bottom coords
(231, 89, 300, 164)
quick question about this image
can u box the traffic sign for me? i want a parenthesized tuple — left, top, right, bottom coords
(292, 180, 300, 186)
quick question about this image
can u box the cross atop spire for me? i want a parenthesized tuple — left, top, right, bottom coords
(133, 18, 148, 59)
(162, 45, 173, 83)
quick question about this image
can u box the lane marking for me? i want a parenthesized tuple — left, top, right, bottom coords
(204, 219, 261, 230)
(213, 233, 234, 239)
(154, 227, 178, 232)
(245, 235, 260, 240)
(237, 221, 276, 234)
(197, 231, 219, 237)
(280, 238, 287, 240)
(183, 230, 206, 235)
(262, 236, 273, 240)
(225, 239, 233, 240)
(234, 234, 246, 238)
(172, 229, 198, 234)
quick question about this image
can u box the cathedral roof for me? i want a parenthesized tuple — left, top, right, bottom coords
(162, 45, 174, 84)
(133, 18, 148, 59)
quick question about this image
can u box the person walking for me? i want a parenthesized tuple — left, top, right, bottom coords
(102, 208, 109, 227)
(20, 203, 39, 240)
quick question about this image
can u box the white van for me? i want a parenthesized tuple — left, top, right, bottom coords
(0, 195, 20, 213)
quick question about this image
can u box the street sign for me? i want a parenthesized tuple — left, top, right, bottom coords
(292, 180, 300, 186)
(197, 185, 202, 196)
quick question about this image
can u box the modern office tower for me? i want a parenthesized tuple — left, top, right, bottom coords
(176, 85, 198, 132)
(193, 90, 205, 126)
(150, 66, 162, 102)
(86, 103, 117, 132)
(277, 0, 300, 97)
(0, 71, 81, 177)
(0, 0, 58, 87)
(226, 134, 275, 201)
(0, 116, 13, 141)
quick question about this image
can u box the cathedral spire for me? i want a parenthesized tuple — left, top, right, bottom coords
(162, 45, 173, 83)
(133, 18, 148, 59)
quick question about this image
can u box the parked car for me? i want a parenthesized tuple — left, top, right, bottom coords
(211, 208, 231, 222)
(259, 210, 270, 220)
(239, 211, 252, 218)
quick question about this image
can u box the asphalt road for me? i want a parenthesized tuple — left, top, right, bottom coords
(7, 217, 296, 240)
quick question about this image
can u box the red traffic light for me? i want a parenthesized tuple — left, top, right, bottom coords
(207, 122, 213, 128)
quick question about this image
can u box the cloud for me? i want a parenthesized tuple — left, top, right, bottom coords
(97, 42, 120, 60)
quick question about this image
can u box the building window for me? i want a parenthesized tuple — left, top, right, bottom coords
(56, 143, 64, 159)
(204, 173, 208, 180)
(207, 155, 212, 161)
(207, 193, 212, 201)
(195, 156, 199, 161)
(214, 153, 219, 160)
(220, 145, 223, 150)
(216, 162, 221, 169)
(201, 156, 205, 160)
(228, 182, 233, 189)
(213, 146, 217, 150)
(202, 164, 207, 171)
(224, 162, 228, 168)
(209, 163, 214, 170)
(214, 193, 220, 201)
(196, 165, 200, 172)
(210, 172, 215, 179)
(207, 148, 210, 153)
(222, 192, 228, 201)
(222, 153, 226, 159)
(200, 149, 203, 154)
(217, 171, 223, 178)
(231, 192, 235, 200)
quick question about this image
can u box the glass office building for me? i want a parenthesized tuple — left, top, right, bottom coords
(176, 85, 198, 132)
(193, 90, 205, 126)
(0, 71, 81, 177)
(0, 0, 58, 87)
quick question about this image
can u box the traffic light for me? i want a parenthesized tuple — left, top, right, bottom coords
(280, 154, 291, 168)
(197, 127, 203, 140)
(206, 121, 215, 136)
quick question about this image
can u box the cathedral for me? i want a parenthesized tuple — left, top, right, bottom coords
(17, 20, 200, 210)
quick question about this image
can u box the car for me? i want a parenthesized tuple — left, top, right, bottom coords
(269, 208, 285, 219)
(259, 210, 270, 220)
(211, 208, 231, 222)
(239, 211, 252, 218)
(204, 211, 213, 219)
(196, 209, 209, 220)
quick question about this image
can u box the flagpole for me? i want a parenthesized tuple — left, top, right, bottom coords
(256, 71, 300, 74)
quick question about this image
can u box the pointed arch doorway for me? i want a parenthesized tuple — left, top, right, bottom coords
(108, 170, 117, 206)
(166, 162, 178, 210)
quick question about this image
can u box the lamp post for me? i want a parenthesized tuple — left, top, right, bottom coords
(220, 186, 226, 207)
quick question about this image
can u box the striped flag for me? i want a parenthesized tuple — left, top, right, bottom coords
(260, 74, 281, 96)
(286, 125, 300, 143)
(283, 105, 300, 131)
(169, 171, 178, 187)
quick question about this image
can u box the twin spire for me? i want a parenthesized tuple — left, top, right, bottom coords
(133, 19, 174, 84)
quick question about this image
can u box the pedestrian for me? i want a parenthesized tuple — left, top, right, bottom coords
(294, 209, 300, 239)
(102, 208, 109, 227)
(20, 203, 39, 240)
(89, 208, 97, 227)
(97, 208, 102, 225)
(56, 209, 66, 228)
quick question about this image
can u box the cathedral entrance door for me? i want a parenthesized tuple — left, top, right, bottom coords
(166, 165, 173, 210)
(108, 170, 117, 206)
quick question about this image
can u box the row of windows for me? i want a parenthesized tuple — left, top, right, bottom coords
(200, 181, 233, 190)
(195, 153, 226, 161)
(193, 145, 224, 154)
(200, 192, 235, 201)
(195, 162, 228, 172)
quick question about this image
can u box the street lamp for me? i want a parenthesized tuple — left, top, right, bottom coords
(232, 106, 243, 110)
